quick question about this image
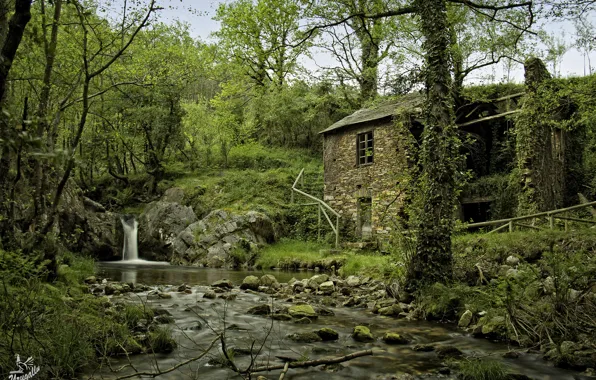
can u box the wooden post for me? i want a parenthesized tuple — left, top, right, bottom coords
(318, 205, 321, 241)
(508, 220, 513, 232)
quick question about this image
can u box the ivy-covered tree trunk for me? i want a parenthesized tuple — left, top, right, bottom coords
(359, 30, 380, 105)
(407, 0, 459, 288)
(515, 57, 563, 215)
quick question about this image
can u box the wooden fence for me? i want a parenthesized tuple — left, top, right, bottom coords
(465, 200, 596, 233)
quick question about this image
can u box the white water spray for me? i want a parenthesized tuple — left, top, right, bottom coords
(120, 216, 139, 261)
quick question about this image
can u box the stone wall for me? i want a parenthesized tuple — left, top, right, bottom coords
(323, 117, 408, 240)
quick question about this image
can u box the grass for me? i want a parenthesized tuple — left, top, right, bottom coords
(255, 239, 395, 278)
(458, 359, 508, 380)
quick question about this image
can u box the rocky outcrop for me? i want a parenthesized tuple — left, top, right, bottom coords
(138, 193, 198, 261)
(171, 209, 275, 267)
(57, 180, 122, 260)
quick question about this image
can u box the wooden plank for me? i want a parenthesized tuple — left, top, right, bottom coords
(457, 110, 521, 128)
(516, 222, 543, 230)
(488, 223, 509, 234)
(578, 193, 596, 218)
(555, 216, 596, 224)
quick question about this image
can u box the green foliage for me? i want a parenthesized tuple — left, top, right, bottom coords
(0, 250, 47, 281)
(0, 252, 148, 379)
(416, 230, 596, 346)
(459, 359, 508, 380)
(462, 83, 525, 103)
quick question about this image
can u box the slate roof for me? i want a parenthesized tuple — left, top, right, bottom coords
(319, 93, 424, 134)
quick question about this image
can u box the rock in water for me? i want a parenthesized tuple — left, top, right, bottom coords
(211, 279, 234, 289)
(378, 304, 403, 317)
(247, 304, 271, 315)
(319, 281, 335, 294)
(259, 274, 279, 288)
(307, 274, 329, 289)
(288, 304, 317, 319)
(316, 328, 339, 341)
(287, 332, 322, 343)
(240, 275, 259, 290)
(435, 345, 463, 359)
(383, 332, 409, 344)
(352, 326, 374, 342)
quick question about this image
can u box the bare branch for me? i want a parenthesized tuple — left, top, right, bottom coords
(115, 335, 221, 380)
(247, 349, 374, 374)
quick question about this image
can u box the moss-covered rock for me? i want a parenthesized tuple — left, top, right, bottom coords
(378, 304, 403, 317)
(316, 328, 339, 341)
(288, 332, 322, 343)
(383, 332, 409, 344)
(352, 326, 374, 342)
(458, 310, 473, 328)
(271, 313, 292, 321)
(436, 345, 463, 359)
(240, 275, 260, 290)
(288, 304, 317, 319)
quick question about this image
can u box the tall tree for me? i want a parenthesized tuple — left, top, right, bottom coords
(307, 0, 410, 105)
(214, 0, 307, 87)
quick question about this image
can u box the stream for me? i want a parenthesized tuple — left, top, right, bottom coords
(93, 262, 590, 380)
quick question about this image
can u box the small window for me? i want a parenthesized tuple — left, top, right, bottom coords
(357, 131, 374, 165)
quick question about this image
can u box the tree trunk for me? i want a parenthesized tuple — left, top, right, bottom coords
(0, 0, 32, 101)
(407, 0, 459, 289)
(359, 35, 379, 105)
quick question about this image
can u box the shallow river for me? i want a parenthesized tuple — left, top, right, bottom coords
(92, 262, 590, 380)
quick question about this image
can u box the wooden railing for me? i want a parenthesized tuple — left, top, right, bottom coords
(291, 168, 341, 247)
(465, 200, 596, 233)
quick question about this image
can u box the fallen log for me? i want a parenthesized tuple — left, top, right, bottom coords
(247, 349, 373, 374)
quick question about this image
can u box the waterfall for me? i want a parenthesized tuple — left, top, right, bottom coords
(120, 215, 139, 261)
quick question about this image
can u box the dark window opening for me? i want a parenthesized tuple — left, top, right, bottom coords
(357, 131, 374, 165)
(462, 201, 491, 224)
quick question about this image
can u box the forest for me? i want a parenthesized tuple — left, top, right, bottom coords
(0, 0, 595, 379)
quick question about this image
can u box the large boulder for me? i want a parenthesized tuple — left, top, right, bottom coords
(56, 180, 122, 260)
(171, 209, 275, 267)
(139, 195, 198, 260)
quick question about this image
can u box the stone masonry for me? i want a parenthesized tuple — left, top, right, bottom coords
(322, 117, 408, 239)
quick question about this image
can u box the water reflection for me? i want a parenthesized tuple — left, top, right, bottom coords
(96, 262, 312, 285)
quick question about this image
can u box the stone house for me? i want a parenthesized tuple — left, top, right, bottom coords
(320, 91, 525, 240)
(320, 94, 424, 239)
